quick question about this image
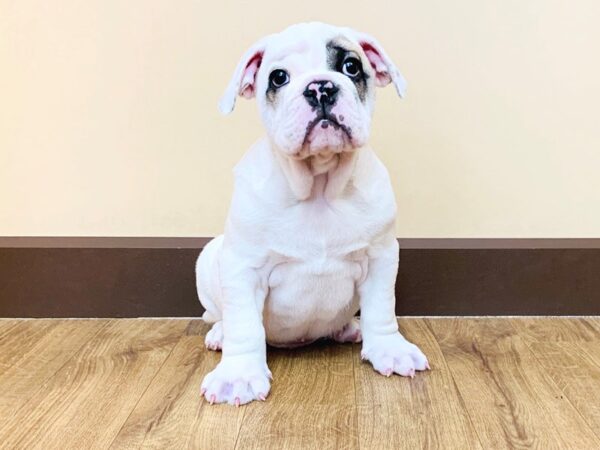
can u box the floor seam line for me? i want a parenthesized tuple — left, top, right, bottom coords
(106, 322, 187, 449)
(423, 319, 487, 449)
(0, 320, 111, 431)
(512, 320, 600, 444)
(351, 340, 360, 450)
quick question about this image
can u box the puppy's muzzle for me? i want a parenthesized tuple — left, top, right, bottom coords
(303, 80, 339, 109)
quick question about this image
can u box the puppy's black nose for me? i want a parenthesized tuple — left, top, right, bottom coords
(303, 80, 339, 108)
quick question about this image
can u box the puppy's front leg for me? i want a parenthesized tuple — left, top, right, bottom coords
(359, 236, 429, 377)
(201, 248, 271, 406)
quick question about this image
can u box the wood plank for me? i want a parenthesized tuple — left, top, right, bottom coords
(355, 319, 482, 449)
(236, 403, 357, 450)
(0, 319, 21, 360)
(588, 317, 600, 333)
(2, 318, 600, 449)
(0, 320, 60, 368)
(514, 317, 600, 439)
(264, 340, 356, 405)
(0, 319, 19, 333)
(516, 317, 600, 343)
(0, 319, 188, 449)
(428, 318, 600, 449)
(110, 321, 246, 450)
(235, 341, 358, 449)
(0, 319, 107, 421)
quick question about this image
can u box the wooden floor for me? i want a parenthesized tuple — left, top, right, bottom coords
(1, 318, 600, 449)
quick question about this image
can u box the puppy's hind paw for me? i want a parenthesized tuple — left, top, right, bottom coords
(332, 317, 362, 343)
(204, 321, 223, 351)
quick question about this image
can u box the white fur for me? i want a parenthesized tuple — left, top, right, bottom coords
(197, 22, 427, 406)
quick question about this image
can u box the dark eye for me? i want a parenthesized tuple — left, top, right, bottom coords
(269, 69, 290, 89)
(342, 57, 361, 77)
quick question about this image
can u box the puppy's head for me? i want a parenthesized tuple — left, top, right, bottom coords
(219, 22, 405, 158)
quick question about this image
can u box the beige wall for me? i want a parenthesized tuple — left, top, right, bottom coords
(1, 0, 600, 238)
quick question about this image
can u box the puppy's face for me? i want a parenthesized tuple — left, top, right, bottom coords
(257, 32, 374, 158)
(220, 22, 406, 158)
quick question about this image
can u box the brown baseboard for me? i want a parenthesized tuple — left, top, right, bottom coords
(1, 237, 599, 317)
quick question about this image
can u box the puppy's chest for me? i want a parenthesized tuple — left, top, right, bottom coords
(267, 195, 386, 252)
(263, 199, 375, 288)
(265, 239, 366, 325)
(267, 245, 367, 286)
(257, 191, 384, 337)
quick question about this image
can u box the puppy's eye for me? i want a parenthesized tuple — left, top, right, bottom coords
(342, 58, 361, 77)
(269, 69, 290, 89)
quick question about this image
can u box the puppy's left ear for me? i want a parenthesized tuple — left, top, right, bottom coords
(353, 32, 407, 98)
(218, 35, 272, 115)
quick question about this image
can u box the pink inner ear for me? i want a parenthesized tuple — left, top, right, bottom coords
(239, 52, 263, 99)
(360, 43, 392, 87)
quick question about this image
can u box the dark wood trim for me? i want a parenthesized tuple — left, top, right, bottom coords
(398, 238, 600, 249)
(395, 248, 600, 316)
(1, 238, 600, 317)
(2, 237, 600, 249)
(0, 237, 212, 249)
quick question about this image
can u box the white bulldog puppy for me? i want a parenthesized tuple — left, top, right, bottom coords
(196, 22, 429, 406)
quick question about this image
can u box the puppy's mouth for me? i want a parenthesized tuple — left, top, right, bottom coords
(303, 113, 352, 143)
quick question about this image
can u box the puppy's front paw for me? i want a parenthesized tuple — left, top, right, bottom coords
(201, 354, 272, 406)
(361, 333, 429, 378)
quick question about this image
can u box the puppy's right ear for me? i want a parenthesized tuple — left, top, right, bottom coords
(218, 35, 272, 115)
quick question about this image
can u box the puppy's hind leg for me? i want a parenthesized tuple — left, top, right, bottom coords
(195, 235, 225, 324)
